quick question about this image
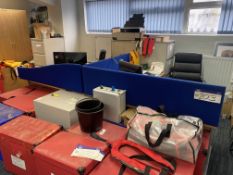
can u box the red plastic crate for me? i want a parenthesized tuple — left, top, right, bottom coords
(3, 86, 55, 115)
(0, 116, 61, 175)
(68, 121, 127, 144)
(0, 85, 36, 102)
(34, 131, 109, 175)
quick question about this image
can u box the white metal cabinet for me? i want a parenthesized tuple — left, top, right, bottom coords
(34, 90, 87, 129)
(93, 86, 126, 123)
(31, 38, 65, 66)
(154, 41, 175, 75)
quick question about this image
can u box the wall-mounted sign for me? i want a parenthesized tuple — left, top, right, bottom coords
(194, 90, 222, 104)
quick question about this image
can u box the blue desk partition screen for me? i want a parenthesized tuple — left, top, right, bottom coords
(83, 54, 225, 126)
(18, 64, 84, 93)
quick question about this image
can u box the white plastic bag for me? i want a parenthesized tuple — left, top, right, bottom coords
(127, 106, 203, 163)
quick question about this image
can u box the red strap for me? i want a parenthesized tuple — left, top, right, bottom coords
(148, 38, 155, 56)
(111, 140, 175, 175)
(142, 38, 149, 57)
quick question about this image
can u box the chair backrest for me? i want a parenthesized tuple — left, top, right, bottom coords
(170, 53, 203, 82)
(99, 49, 106, 61)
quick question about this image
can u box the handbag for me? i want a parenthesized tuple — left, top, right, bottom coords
(127, 106, 203, 163)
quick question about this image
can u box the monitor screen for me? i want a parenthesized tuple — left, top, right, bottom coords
(119, 60, 142, 74)
(54, 52, 87, 65)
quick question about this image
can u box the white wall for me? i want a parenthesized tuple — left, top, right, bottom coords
(76, 0, 233, 61)
(61, 0, 79, 51)
(47, 0, 64, 35)
(171, 35, 233, 55)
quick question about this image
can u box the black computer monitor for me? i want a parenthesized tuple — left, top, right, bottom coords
(119, 60, 142, 74)
(54, 52, 87, 65)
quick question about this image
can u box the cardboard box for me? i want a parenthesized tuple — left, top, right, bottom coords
(155, 36, 171, 43)
(33, 23, 51, 39)
(2, 67, 29, 92)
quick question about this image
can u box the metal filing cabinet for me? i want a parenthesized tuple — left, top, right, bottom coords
(31, 38, 65, 66)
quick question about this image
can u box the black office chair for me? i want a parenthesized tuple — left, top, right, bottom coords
(170, 53, 203, 82)
(99, 49, 106, 61)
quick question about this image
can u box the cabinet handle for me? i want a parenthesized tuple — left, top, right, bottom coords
(36, 44, 42, 47)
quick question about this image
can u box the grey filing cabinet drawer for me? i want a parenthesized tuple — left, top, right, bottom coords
(31, 40, 45, 54)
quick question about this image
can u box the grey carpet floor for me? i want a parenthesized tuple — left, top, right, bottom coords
(0, 162, 11, 175)
(206, 119, 233, 175)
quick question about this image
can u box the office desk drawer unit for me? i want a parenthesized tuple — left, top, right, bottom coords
(34, 131, 109, 175)
(0, 116, 61, 175)
(31, 40, 45, 54)
(31, 38, 65, 66)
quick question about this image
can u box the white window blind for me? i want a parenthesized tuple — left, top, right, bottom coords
(218, 0, 233, 34)
(85, 0, 185, 33)
(129, 0, 185, 33)
(85, 0, 129, 33)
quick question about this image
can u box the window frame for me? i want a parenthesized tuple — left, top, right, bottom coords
(185, 0, 223, 34)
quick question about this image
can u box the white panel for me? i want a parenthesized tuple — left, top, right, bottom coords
(93, 86, 126, 123)
(95, 37, 112, 59)
(203, 55, 233, 91)
(61, 0, 79, 52)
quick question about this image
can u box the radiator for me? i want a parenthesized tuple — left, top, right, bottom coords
(203, 55, 233, 91)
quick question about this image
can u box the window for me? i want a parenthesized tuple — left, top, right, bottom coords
(188, 8, 221, 33)
(187, 0, 223, 33)
(84, 0, 232, 34)
(218, 0, 233, 34)
(129, 0, 185, 34)
(84, 0, 185, 34)
(85, 0, 129, 33)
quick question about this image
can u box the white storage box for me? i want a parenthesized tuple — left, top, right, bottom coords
(34, 90, 87, 129)
(93, 86, 126, 123)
